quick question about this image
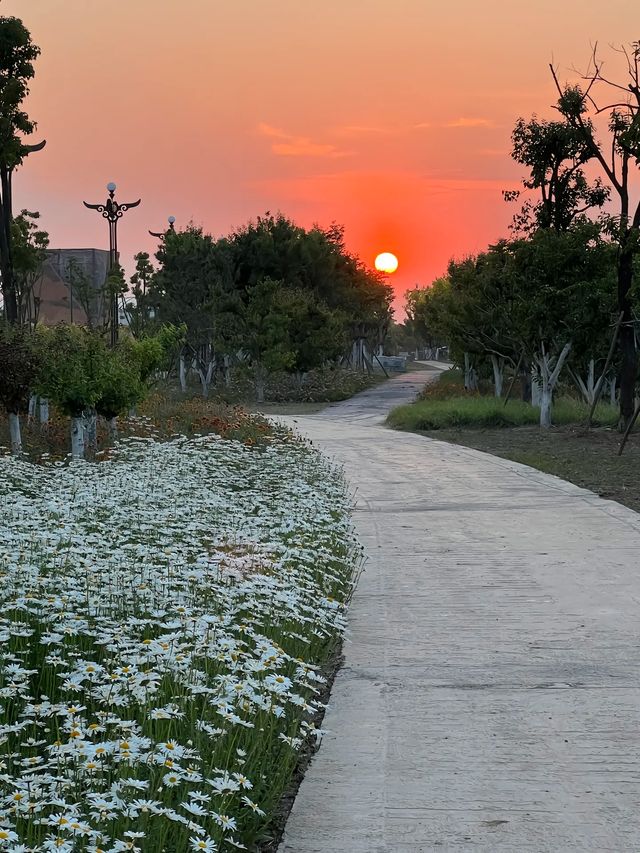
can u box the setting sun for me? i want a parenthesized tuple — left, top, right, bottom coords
(374, 252, 399, 274)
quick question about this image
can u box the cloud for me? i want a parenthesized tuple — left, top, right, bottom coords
(445, 117, 495, 128)
(257, 123, 352, 158)
(333, 124, 405, 138)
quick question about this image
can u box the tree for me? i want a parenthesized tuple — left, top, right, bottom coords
(152, 225, 232, 396)
(11, 209, 48, 325)
(94, 346, 144, 437)
(507, 115, 608, 234)
(0, 17, 44, 325)
(227, 214, 393, 366)
(508, 223, 613, 426)
(550, 42, 640, 428)
(36, 325, 109, 459)
(0, 325, 40, 453)
(283, 290, 345, 381)
(127, 251, 157, 337)
(238, 278, 298, 403)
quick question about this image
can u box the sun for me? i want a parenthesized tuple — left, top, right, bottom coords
(374, 252, 399, 274)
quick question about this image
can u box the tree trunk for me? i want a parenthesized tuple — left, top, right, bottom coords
(28, 394, 37, 421)
(540, 382, 553, 429)
(618, 249, 636, 430)
(84, 410, 97, 456)
(490, 355, 503, 398)
(0, 166, 17, 325)
(39, 398, 49, 427)
(179, 351, 187, 392)
(463, 353, 478, 391)
(573, 359, 596, 405)
(197, 352, 215, 399)
(521, 358, 532, 403)
(531, 365, 541, 406)
(608, 376, 617, 406)
(534, 342, 572, 429)
(8, 412, 21, 455)
(108, 417, 118, 439)
(255, 364, 266, 403)
(71, 416, 85, 460)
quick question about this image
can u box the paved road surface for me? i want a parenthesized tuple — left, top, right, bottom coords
(279, 368, 640, 852)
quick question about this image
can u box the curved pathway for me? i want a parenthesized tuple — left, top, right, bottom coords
(280, 367, 640, 852)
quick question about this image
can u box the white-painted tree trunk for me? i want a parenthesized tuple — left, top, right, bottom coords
(39, 398, 49, 426)
(531, 367, 541, 407)
(573, 359, 596, 405)
(539, 382, 553, 429)
(71, 417, 85, 460)
(28, 394, 37, 421)
(84, 410, 97, 455)
(608, 376, 617, 406)
(255, 364, 266, 404)
(490, 355, 504, 398)
(197, 355, 215, 399)
(463, 353, 478, 391)
(108, 417, 118, 439)
(179, 352, 187, 392)
(8, 412, 22, 455)
(223, 354, 231, 387)
(533, 342, 572, 429)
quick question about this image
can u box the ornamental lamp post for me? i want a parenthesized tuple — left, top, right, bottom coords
(149, 215, 176, 240)
(83, 182, 141, 347)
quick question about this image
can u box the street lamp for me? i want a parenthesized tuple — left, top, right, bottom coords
(83, 182, 141, 346)
(149, 215, 176, 239)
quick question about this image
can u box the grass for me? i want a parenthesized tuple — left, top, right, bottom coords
(387, 395, 618, 431)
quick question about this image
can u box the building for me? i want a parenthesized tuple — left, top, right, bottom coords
(33, 248, 111, 326)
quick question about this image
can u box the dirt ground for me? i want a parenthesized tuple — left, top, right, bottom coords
(424, 425, 640, 514)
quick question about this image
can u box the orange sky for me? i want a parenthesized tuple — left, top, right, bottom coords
(2, 0, 637, 314)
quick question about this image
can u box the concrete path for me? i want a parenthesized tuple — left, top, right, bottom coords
(279, 368, 640, 852)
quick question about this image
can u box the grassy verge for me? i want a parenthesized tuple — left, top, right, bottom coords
(387, 396, 618, 431)
(387, 367, 640, 514)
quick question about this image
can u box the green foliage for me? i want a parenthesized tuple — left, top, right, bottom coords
(383, 320, 420, 355)
(94, 346, 144, 420)
(11, 209, 48, 325)
(0, 325, 40, 413)
(407, 223, 616, 375)
(0, 16, 40, 166)
(127, 251, 157, 337)
(152, 225, 230, 348)
(150, 214, 393, 387)
(242, 278, 298, 380)
(0, 16, 42, 325)
(508, 115, 608, 234)
(35, 325, 108, 417)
